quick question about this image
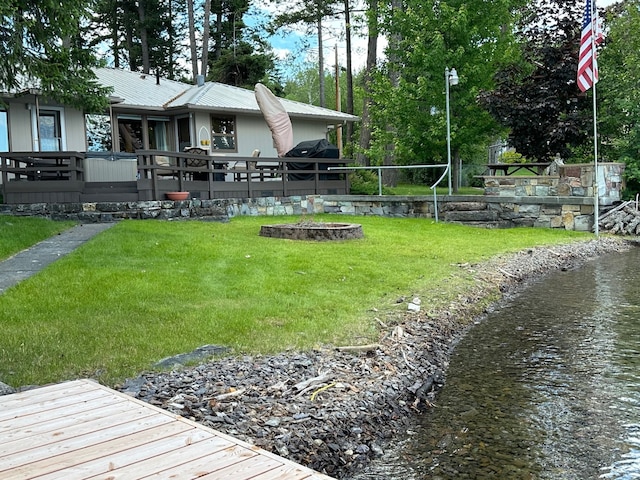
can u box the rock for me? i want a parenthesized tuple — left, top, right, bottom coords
(407, 297, 421, 312)
(153, 344, 229, 369)
(0, 381, 16, 396)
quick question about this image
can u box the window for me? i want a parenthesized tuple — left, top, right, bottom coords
(117, 116, 143, 153)
(28, 106, 66, 151)
(148, 117, 170, 151)
(210, 116, 236, 151)
(0, 110, 8, 152)
(38, 109, 63, 151)
(177, 116, 191, 152)
(85, 114, 112, 151)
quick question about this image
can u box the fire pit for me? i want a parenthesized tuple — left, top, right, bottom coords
(259, 222, 363, 241)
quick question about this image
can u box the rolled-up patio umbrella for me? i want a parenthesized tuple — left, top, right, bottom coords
(254, 83, 293, 157)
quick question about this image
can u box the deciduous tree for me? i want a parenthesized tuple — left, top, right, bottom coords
(478, 0, 593, 162)
(364, 0, 522, 189)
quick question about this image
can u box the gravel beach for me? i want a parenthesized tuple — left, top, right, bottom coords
(117, 237, 633, 479)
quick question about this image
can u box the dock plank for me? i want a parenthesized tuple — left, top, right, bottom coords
(9, 423, 207, 480)
(194, 454, 283, 479)
(1, 397, 136, 444)
(0, 379, 335, 480)
(250, 465, 321, 480)
(83, 438, 237, 479)
(33, 424, 210, 480)
(0, 394, 128, 433)
(0, 386, 113, 422)
(0, 404, 158, 454)
(0, 412, 171, 472)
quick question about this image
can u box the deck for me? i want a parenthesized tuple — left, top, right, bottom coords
(0, 379, 334, 480)
(0, 151, 349, 204)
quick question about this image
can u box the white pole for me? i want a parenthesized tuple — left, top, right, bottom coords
(592, 2, 599, 238)
(445, 68, 452, 196)
(593, 80, 599, 237)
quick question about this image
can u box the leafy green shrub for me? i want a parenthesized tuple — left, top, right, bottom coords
(349, 169, 393, 195)
(619, 156, 639, 200)
(498, 150, 528, 163)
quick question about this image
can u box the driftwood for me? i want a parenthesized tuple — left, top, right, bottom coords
(599, 202, 640, 236)
(410, 370, 445, 409)
(335, 344, 381, 353)
(292, 370, 333, 393)
(208, 388, 246, 401)
(497, 267, 518, 279)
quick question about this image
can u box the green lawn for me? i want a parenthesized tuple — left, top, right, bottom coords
(0, 215, 591, 387)
(0, 216, 76, 260)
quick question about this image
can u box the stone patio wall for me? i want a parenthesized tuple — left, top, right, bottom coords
(0, 194, 596, 231)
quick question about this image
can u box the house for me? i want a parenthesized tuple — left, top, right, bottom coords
(1, 68, 357, 159)
(0, 69, 358, 203)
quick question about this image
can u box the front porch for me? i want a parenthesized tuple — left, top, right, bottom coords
(0, 150, 349, 204)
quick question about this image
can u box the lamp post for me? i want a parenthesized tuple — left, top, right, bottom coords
(445, 67, 459, 196)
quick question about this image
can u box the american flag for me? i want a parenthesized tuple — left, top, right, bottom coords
(577, 0, 604, 92)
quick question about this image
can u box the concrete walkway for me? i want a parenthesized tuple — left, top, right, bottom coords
(0, 223, 115, 295)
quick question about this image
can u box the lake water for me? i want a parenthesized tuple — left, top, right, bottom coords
(351, 247, 640, 479)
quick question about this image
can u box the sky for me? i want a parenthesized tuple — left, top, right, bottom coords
(251, 0, 622, 79)
(248, 0, 373, 78)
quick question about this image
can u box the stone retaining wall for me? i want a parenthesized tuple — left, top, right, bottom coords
(0, 194, 596, 231)
(482, 162, 624, 206)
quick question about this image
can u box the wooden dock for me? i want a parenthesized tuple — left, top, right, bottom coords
(0, 379, 334, 480)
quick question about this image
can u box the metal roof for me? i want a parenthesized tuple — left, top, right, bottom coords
(94, 68, 189, 110)
(96, 68, 358, 122)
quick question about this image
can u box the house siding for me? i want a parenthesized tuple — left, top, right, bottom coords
(237, 116, 281, 156)
(291, 119, 334, 145)
(7, 100, 32, 151)
(63, 107, 86, 151)
(5, 98, 86, 152)
(190, 114, 333, 158)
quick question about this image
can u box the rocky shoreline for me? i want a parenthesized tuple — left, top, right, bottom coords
(113, 237, 631, 478)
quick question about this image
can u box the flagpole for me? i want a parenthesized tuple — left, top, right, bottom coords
(593, 79, 599, 237)
(592, 2, 599, 238)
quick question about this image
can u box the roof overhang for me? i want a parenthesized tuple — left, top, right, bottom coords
(171, 103, 360, 123)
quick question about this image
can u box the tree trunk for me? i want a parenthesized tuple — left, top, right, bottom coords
(187, 0, 199, 80)
(112, 1, 120, 68)
(382, 0, 402, 187)
(344, 0, 354, 142)
(201, 0, 211, 79)
(356, 0, 378, 166)
(318, 15, 325, 107)
(125, 24, 136, 71)
(138, 0, 150, 74)
(167, 0, 174, 78)
(213, 0, 223, 60)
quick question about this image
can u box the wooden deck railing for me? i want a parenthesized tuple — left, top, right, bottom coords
(1, 150, 349, 204)
(1, 152, 86, 203)
(1, 152, 85, 182)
